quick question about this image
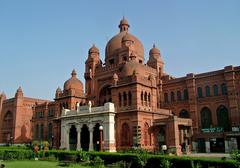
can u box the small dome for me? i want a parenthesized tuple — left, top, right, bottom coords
(121, 60, 144, 77)
(56, 87, 62, 93)
(64, 70, 83, 91)
(88, 44, 99, 54)
(149, 44, 160, 55)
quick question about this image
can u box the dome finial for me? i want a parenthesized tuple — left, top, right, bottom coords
(71, 69, 77, 77)
(153, 43, 156, 48)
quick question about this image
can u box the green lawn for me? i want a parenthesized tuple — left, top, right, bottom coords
(2, 160, 91, 168)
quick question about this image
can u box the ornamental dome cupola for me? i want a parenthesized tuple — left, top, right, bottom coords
(149, 44, 163, 63)
(88, 44, 99, 55)
(63, 70, 83, 92)
(105, 17, 144, 65)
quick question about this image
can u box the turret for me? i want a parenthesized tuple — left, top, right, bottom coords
(55, 87, 62, 98)
(147, 44, 164, 76)
(85, 44, 101, 96)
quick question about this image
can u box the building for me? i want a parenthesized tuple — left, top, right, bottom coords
(0, 18, 240, 154)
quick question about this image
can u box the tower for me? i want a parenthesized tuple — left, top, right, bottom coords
(84, 44, 100, 100)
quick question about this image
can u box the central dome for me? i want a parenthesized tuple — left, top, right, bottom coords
(64, 70, 83, 91)
(105, 18, 144, 60)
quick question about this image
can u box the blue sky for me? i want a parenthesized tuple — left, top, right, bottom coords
(0, 0, 239, 100)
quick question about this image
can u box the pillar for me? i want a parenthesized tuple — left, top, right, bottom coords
(77, 125, 82, 150)
(205, 141, 210, 153)
(225, 140, 229, 153)
(66, 126, 70, 150)
(89, 126, 93, 151)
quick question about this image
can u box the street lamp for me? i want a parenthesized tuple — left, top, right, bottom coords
(99, 126, 103, 151)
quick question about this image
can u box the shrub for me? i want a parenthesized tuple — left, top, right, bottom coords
(90, 156, 104, 168)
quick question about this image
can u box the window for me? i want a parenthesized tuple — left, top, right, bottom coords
(144, 92, 147, 106)
(119, 93, 122, 107)
(164, 93, 168, 103)
(177, 91, 181, 101)
(121, 123, 130, 146)
(143, 122, 150, 146)
(128, 91, 132, 106)
(48, 123, 53, 140)
(217, 105, 229, 131)
(200, 107, 212, 129)
(148, 93, 151, 106)
(35, 124, 39, 140)
(213, 85, 218, 96)
(139, 60, 143, 64)
(179, 109, 190, 118)
(109, 59, 114, 65)
(197, 87, 203, 98)
(221, 83, 227, 95)
(141, 91, 144, 105)
(171, 92, 175, 102)
(40, 124, 44, 140)
(123, 92, 127, 106)
(183, 89, 189, 100)
(205, 86, 210, 97)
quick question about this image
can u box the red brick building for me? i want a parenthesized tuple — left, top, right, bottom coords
(0, 18, 239, 154)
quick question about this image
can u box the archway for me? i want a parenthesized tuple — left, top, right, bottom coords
(121, 123, 130, 146)
(217, 105, 229, 131)
(69, 125, 77, 150)
(157, 127, 166, 151)
(81, 124, 89, 151)
(93, 123, 102, 151)
(200, 107, 212, 129)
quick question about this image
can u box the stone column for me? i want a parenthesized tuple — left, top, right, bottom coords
(77, 125, 82, 150)
(89, 125, 94, 151)
(225, 140, 229, 153)
(60, 125, 65, 149)
(205, 141, 210, 153)
(66, 126, 70, 150)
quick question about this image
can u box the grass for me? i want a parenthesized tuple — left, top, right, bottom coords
(2, 160, 91, 168)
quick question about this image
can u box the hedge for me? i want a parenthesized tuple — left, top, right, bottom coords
(0, 148, 238, 168)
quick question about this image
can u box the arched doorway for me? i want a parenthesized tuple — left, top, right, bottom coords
(81, 124, 89, 151)
(200, 107, 212, 129)
(157, 127, 166, 152)
(93, 123, 102, 151)
(69, 125, 77, 150)
(217, 105, 229, 131)
(121, 123, 130, 146)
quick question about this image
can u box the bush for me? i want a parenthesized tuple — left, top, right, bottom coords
(0, 149, 34, 160)
(90, 156, 104, 168)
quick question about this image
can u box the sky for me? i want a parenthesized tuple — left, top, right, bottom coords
(0, 0, 240, 100)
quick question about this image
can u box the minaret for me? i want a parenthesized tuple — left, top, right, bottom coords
(84, 44, 100, 97)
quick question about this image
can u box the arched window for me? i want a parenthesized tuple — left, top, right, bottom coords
(221, 83, 227, 95)
(141, 91, 144, 105)
(205, 86, 210, 97)
(144, 92, 147, 106)
(121, 123, 130, 146)
(200, 107, 212, 129)
(143, 122, 150, 146)
(48, 123, 52, 140)
(217, 105, 229, 131)
(164, 93, 168, 103)
(35, 124, 39, 140)
(123, 92, 127, 106)
(213, 85, 219, 96)
(119, 93, 122, 107)
(171, 92, 175, 102)
(3, 111, 13, 129)
(148, 93, 151, 106)
(197, 87, 203, 98)
(40, 124, 44, 140)
(177, 91, 181, 101)
(99, 85, 112, 105)
(128, 91, 132, 106)
(183, 89, 189, 100)
(179, 109, 190, 118)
